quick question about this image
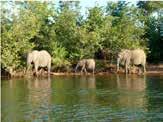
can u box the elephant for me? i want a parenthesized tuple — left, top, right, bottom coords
(117, 49, 146, 74)
(117, 49, 131, 74)
(27, 50, 51, 76)
(75, 59, 95, 74)
(130, 49, 146, 73)
(27, 50, 39, 71)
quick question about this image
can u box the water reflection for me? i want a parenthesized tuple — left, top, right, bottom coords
(26, 77, 51, 121)
(51, 76, 96, 89)
(116, 75, 146, 91)
(27, 77, 51, 105)
(145, 76, 163, 121)
(2, 75, 163, 122)
(115, 75, 147, 109)
(77, 76, 96, 104)
(51, 76, 96, 105)
(77, 76, 96, 89)
(2, 79, 28, 122)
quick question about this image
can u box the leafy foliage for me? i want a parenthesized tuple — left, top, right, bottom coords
(1, 1, 162, 73)
(51, 42, 70, 69)
(137, 1, 163, 62)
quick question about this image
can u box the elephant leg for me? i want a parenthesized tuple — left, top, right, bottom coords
(127, 67, 130, 74)
(128, 65, 131, 74)
(40, 68, 44, 75)
(139, 65, 145, 75)
(117, 58, 120, 73)
(81, 65, 85, 74)
(93, 68, 95, 74)
(26, 65, 31, 74)
(125, 63, 128, 74)
(84, 68, 87, 74)
(125, 59, 130, 74)
(126, 65, 130, 74)
(81, 67, 83, 73)
(48, 63, 51, 75)
(143, 64, 146, 73)
(48, 68, 50, 76)
(34, 65, 38, 77)
(27, 63, 34, 75)
(138, 68, 141, 75)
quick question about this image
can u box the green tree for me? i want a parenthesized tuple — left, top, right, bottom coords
(1, 1, 40, 74)
(74, 6, 103, 59)
(54, 7, 78, 60)
(100, 2, 147, 62)
(22, 1, 56, 51)
(137, 1, 163, 62)
(2, 0, 162, 75)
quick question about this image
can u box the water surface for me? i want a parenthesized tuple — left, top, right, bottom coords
(2, 75, 163, 122)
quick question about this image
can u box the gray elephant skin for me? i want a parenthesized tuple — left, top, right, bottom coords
(117, 49, 146, 74)
(117, 49, 131, 73)
(27, 50, 51, 76)
(75, 59, 95, 74)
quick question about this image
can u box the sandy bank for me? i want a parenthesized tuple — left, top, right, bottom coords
(2, 64, 163, 78)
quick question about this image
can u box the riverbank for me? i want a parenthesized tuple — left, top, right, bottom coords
(2, 63, 163, 78)
(145, 64, 163, 76)
(51, 63, 163, 75)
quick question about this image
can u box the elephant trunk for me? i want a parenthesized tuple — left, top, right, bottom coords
(26, 64, 31, 74)
(75, 64, 79, 73)
(26, 58, 32, 74)
(26, 54, 30, 73)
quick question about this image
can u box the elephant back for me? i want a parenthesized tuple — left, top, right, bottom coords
(131, 49, 146, 65)
(37, 50, 51, 67)
(32, 50, 39, 61)
(86, 59, 95, 69)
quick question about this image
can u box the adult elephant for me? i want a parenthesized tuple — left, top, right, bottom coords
(75, 59, 95, 74)
(130, 49, 146, 73)
(117, 49, 131, 74)
(117, 49, 146, 74)
(27, 50, 51, 76)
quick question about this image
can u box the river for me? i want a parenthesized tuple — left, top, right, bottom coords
(2, 75, 163, 122)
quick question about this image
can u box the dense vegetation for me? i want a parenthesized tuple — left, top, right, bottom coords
(1, 1, 163, 74)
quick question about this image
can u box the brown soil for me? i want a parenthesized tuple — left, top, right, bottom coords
(2, 64, 163, 78)
(146, 64, 163, 75)
(50, 64, 163, 76)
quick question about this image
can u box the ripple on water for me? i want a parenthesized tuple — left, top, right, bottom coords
(22, 87, 163, 121)
(2, 75, 163, 122)
(23, 103, 149, 121)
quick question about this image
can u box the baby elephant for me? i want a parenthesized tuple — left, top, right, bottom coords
(75, 59, 95, 74)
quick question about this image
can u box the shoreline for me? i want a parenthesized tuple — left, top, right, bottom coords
(51, 71, 163, 76)
(1, 70, 163, 79)
(2, 64, 163, 78)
